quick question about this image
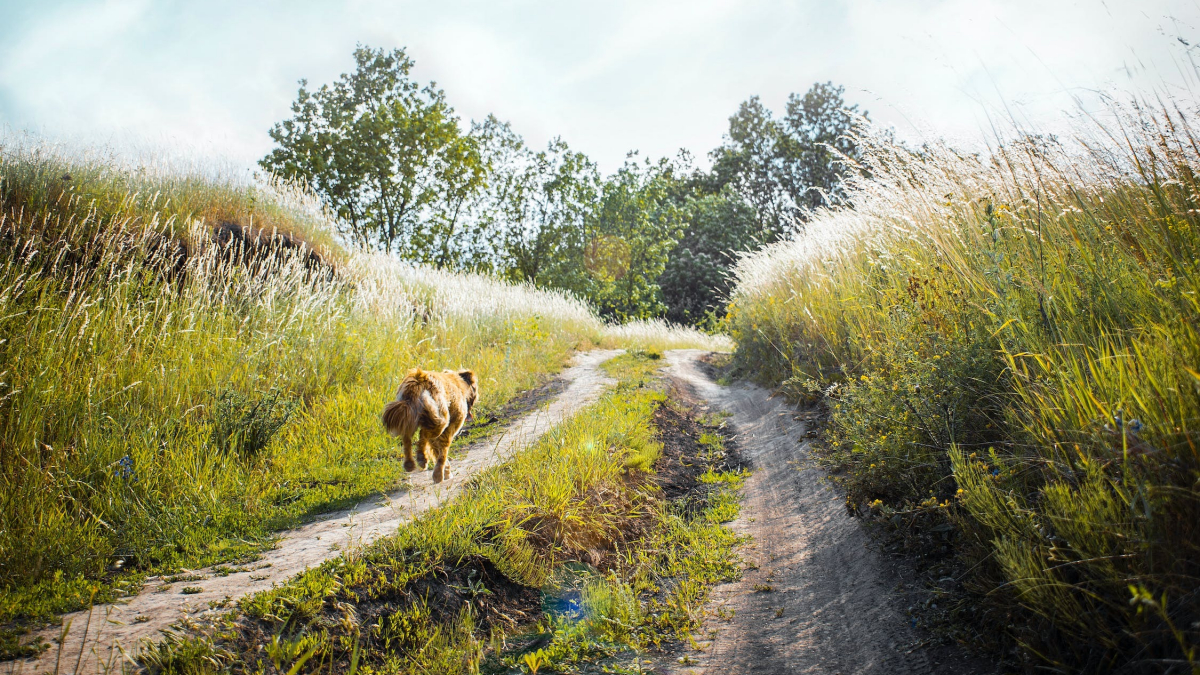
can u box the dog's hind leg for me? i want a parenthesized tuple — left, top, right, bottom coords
(431, 435, 452, 483)
(402, 432, 417, 472)
(432, 416, 466, 483)
(417, 428, 437, 470)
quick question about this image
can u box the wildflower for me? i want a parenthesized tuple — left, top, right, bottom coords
(990, 468, 1000, 477)
(114, 455, 137, 482)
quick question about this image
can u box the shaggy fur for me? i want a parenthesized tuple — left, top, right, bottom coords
(381, 368, 478, 483)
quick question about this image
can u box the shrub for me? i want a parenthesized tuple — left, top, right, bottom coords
(210, 388, 300, 457)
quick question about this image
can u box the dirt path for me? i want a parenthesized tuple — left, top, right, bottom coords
(663, 350, 977, 675)
(10, 350, 621, 675)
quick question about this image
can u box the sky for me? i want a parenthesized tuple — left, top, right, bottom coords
(1, 0, 1198, 175)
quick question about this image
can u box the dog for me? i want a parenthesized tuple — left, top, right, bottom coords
(381, 368, 478, 483)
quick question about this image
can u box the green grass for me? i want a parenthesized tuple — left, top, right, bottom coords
(727, 101, 1200, 670)
(600, 349, 665, 389)
(0, 139, 607, 658)
(137, 353, 744, 674)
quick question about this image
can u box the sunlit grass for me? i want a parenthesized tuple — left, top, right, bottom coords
(0, 137, 605, 655)
(137, 353, 744, 674)
(727, 99, 1200, 669)
(601, 318, 733, 353)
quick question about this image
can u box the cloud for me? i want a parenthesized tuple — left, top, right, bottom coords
(1, 0, 1197, 173)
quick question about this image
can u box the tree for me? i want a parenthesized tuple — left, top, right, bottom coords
(260, 46, 485, 259)
(584, 157, 686, 320)
(707, 82, 865, 241)
(777, 82, 864, 212)
(480, 134, 599, 289)
(659, 186, 759, 326)
(708, 96, 791, 242)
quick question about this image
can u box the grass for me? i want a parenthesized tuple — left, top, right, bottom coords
(137, 351, 745, 674)
(600, 319, 733, 354)
(726, 98, 1200, 671)
(0, 138, 609, 658)
(601, 349, 666, 389)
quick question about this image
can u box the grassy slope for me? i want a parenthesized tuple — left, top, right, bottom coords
(0, 141, 605, 654)
(138, 351, 745, 675)
(727, 103, 1200, 671)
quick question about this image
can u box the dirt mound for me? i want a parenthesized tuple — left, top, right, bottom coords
(212, 220, 331, 276)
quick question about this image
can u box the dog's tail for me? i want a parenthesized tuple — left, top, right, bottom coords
(382, 389, 446, 437)
(382, 396, 420, 438)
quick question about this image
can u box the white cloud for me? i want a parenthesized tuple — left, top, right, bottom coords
(1, 0, 1197, 173)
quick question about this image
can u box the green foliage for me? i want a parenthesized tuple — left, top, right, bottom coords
(581, 157, 686, 320)
(141, 630, 232, 675)
(708, 82, 864, 239)
(660, 186, 759, 326)
(728, 103, 1200, 670)
(210, 387, 300, 457)
(483, 133, 601, 286)
(260, 45, 486, 259)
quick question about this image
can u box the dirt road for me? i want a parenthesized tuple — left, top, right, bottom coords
(10, 350, 621, 675)
(664, 350, 979, 675)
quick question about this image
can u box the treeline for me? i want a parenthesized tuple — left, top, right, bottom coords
(260, 46, 865, 324)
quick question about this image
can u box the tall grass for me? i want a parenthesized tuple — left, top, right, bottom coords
(0, 138, 605, 647)
(727, 99, 1200, 671)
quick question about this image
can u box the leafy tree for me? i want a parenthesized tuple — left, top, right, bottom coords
(480, 133, 599, 288)
(660, 186, 758, 326)
(584, 157, 686, 320)
(260, 46, 485, 259)
(707, 82, 864, 240)
(777, 82, 864, 211)
(708, 96, 790, 242)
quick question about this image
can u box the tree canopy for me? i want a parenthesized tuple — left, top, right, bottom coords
(260, 46, 485, 259)
(261, 47, 868, 325)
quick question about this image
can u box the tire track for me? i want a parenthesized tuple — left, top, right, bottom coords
(663, 349, 967, 675)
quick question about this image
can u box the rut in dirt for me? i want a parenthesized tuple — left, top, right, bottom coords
(10, 350, 621, 675)
(661, 349, 984, 675)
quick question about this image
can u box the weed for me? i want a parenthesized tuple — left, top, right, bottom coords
(210, 387, 299, 457)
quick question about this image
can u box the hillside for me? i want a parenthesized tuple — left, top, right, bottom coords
(727, 100, 1200, 671)
(0, 139, 722, 658)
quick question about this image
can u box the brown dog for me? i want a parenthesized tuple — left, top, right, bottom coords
(381, 369, 478, 483)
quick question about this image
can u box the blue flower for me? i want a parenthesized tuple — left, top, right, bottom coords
(115, 455, 137, 482)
